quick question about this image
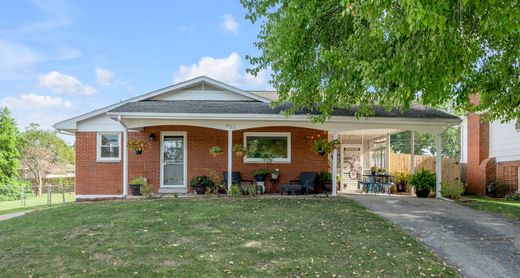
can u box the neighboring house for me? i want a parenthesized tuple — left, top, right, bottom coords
(54, 76, 460, 200)
(461, 112, 520, 194)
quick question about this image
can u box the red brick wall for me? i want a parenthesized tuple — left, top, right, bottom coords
(76, 126, 329, 195)
(75, 132, 124, 195)
(466, 113, 489, 193)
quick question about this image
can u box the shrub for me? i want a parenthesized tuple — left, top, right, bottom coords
(410, 168, 436, 191)
(141, 182, 153, 197)
(318, 170, 332, 184)
(241, 182, 257, 196)
(395, 172, 411, 186)
(130, 176, 147, 185)
(505, 193, 520, 201)
(252, 169, 271, 177)
(229, 184, 241, 196)
(440, 181, 465, 200)
(0, 183, 21, 201)
(190, 176, 214, 188)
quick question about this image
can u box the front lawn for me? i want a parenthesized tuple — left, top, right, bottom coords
(0, 193, 75, 215)
(0, 198, 457, 277)
(461, 195, 520, 220)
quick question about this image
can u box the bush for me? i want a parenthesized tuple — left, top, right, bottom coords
(0, 183, 21, 201)
(505, 193, 520, 201)
(241, 182, 257, 196)
(141, 182, 153, 197)
(190, 176, 214, 188)
(440, 181, 465, 200)
(229, 184, 241, 196)
(395, 172, 411, 186)
(318, 170, 332, 184)
(410, 168, 436, 191)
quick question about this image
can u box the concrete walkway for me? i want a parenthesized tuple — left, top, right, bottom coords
(0, 211, 32, 221)
(349, 195, 520, 278)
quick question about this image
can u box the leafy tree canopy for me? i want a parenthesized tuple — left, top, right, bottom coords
(391, 128, 460, 158)
(242, 0, 520, 122)
(0, 107, 20, 185)
(20, 123, 75, 166)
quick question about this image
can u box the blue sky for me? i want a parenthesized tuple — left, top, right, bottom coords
(0, 0, 270, 135)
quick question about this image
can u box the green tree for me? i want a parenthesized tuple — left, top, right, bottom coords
(19, 123, 75, 195)
(242, 0, 520, 122)
(0, 107, 20, 185)
(391, 128, 460, 158)
(0, 108, 22, 201)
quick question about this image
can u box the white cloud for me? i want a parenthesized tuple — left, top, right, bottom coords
(173, 52, 270, 89)
(38, 71, 97, 96)
(0, 94, 75, 130)
(0, 40, 41, 79)
(220, 14, 239, 34)
(95, 67, 115, 86)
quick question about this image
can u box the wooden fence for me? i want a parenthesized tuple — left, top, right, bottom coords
(389, 153, 461, 183)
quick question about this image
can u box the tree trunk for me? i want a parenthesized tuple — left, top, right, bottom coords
(37, 172, 43, 196)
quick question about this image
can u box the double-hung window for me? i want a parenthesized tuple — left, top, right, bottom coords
(244, 132, 291, 163)
(97, 132, 121, 162)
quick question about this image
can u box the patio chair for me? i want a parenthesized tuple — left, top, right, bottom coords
(280, 172, 317, 195)
(223, 172, 254, 187)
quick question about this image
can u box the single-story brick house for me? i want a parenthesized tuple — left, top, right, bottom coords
(54, 76, 460, 200)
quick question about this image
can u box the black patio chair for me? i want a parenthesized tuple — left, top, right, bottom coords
(280, 172, 317, 195)
(223, 172, 254, 186)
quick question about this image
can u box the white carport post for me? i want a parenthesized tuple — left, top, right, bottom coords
(117, 115, 128, 198)
(410, 131, 415, 173)
(435, 133, 442, 198)
(331, 132, 338, 197)
(385, 134, 391, 171)
(227, 125, 234, 193)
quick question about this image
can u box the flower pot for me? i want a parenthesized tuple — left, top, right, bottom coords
(271, 173, 279, 180)
(193, 185, 207, 194)
(415, 189, 430, 198)
(254, 174, 267, 182)
(130, 184, 141, 196)
(211, 152, 223, 158)
(318, 150, 326, 156)
(322, 182, 332, 192)
(134, 150, 142, 155)
(235, 151, 244, 157)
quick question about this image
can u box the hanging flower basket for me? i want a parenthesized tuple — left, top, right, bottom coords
(129, 139, 148, 155)
(209, 146, 223, 158)
(312, 138, 340, 156)
(232, 144, 246, 157)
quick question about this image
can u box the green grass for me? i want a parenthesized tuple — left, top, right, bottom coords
(0, 193, 75, 215)
(461, 195, 520, 220)
(0, 198, 458, 277)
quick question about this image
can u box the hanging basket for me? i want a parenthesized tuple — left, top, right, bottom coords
(135, 150, 143, 155)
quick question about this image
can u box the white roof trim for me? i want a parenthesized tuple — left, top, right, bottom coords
(53, 76, 271, 131)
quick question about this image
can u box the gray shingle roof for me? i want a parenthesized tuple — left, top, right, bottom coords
(108, 100, 459, 120)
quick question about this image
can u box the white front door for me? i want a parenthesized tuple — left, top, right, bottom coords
(341, 144, 363, 193)
(160, 132, 187, 192)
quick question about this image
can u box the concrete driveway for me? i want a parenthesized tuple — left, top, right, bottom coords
(348, 195, 520, 278)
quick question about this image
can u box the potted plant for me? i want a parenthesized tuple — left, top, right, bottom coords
(377, 168, 387, 176)
(409, 168, 436, 198)
(209, 146, 223, 158)
(129, 176, 147, 196)
(270, 169, 280, 180)
(128, 139, 148, 155)
(395, 172, 411, 192)
(370, 166, 378, 175)
(190, 176, 214, 194)
(318, 170, 333, 192)
(252, 169, 271, 182)
(232, 144, 246, 157)
(311, 138, 340, 156)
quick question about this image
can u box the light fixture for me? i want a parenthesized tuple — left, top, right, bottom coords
(149, 133, 156, 141)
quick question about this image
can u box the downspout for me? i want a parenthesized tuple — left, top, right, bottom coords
(116, 115, 129, 198)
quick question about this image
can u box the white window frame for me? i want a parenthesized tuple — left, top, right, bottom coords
(243, 132, 291, 163)
(96, 132, 122, 162)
